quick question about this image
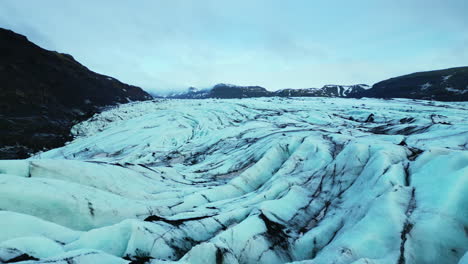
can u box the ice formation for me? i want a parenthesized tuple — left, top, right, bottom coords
(0, 97, 467, 264)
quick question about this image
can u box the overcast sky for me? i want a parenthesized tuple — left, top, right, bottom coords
(1, 0, 467, 93)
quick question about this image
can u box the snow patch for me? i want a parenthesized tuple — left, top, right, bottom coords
(442, 74, 453, 82)
(446, 87, 467, 94)
(420, 82, 432, 90)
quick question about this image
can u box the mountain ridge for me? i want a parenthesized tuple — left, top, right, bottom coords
(356, 66, 468, 101)
(163, 83, 371, 99)
(160, 67, 468, 101)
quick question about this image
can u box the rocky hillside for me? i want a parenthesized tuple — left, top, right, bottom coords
(0, 28, 152, 159)
(357, 67, 468, 101)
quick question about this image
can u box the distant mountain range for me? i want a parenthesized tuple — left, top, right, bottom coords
(0, 28, 152, 159)
(163, 83, 371, 99)
(161, 67, 468, 101)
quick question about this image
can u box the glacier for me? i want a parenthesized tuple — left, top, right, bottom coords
(0, 97, 467, 264)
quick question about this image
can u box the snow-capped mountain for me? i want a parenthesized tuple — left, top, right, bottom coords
(165, 87, 212, 99)
(276, 84, 370, 97)
(163, 83, 371, 99)
(321, 84, 371, 96)
(0, 28, 152, 159)
(210, 83, 272, 98)
(165, 83, 271, 99)
(357, 67, 468, 101)
(161, 67, 468, 102)
(1, 97, 467, 263)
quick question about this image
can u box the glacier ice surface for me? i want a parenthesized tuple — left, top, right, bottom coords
(0, 97, 467, 264)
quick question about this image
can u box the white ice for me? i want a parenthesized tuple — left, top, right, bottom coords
(0, 97, 467, 263)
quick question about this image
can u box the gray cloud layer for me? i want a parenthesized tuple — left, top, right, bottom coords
(1, 0, 467, 93)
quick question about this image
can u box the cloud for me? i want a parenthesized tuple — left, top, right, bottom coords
(0, 0, 467, 93)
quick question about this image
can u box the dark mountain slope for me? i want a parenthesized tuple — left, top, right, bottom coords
(0, 28, 152, 159)
(356, 67, 468, 101)
(210, 83, 271, 98)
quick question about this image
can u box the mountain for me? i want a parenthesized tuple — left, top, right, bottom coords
(321, 84, 371, 96)
(163, 67, 468, 102)
(0, 28, 152, 159)
(1, 97, 466, 263)
(275, 84, 370, 97)
(163, 83, 370, 99)
(163, 83, 271, 99)
(356, 67, 468, 101)
(210, 83, 271, 98)
(165, 86, 211, 99)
